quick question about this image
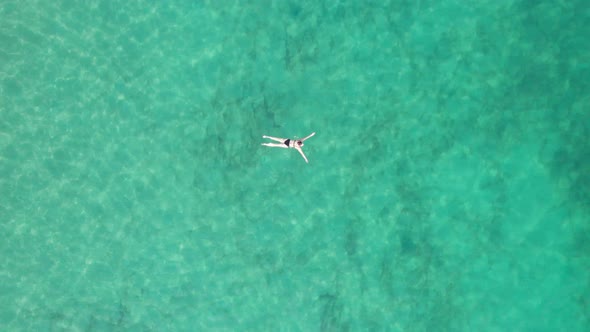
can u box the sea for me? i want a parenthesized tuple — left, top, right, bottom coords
(1, 1, 589, 331)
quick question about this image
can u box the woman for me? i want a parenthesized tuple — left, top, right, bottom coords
(261, 132, 315, 163)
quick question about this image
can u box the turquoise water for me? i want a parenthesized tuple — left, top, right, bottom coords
(1, 0, 589, 330)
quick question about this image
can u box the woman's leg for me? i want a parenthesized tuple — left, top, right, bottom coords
(262, 135, 286, 143)
(261, 143, 288, 148)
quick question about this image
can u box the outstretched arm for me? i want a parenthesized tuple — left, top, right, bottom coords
(295, 146, 309, 163)
(301, 132, 316, 142)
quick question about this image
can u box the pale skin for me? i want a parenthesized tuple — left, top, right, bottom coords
(261, 132, 316, 163)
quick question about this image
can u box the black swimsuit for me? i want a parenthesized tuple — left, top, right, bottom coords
(284, 139, 291, 147)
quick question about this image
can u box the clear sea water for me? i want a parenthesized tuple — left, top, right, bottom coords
(1, 1, 589, 331)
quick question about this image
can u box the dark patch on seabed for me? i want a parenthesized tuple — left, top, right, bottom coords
(547, 118, 590, 213)
(318, 293, 348, 332)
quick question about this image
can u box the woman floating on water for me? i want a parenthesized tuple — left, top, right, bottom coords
(261, 132, 315, 163)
